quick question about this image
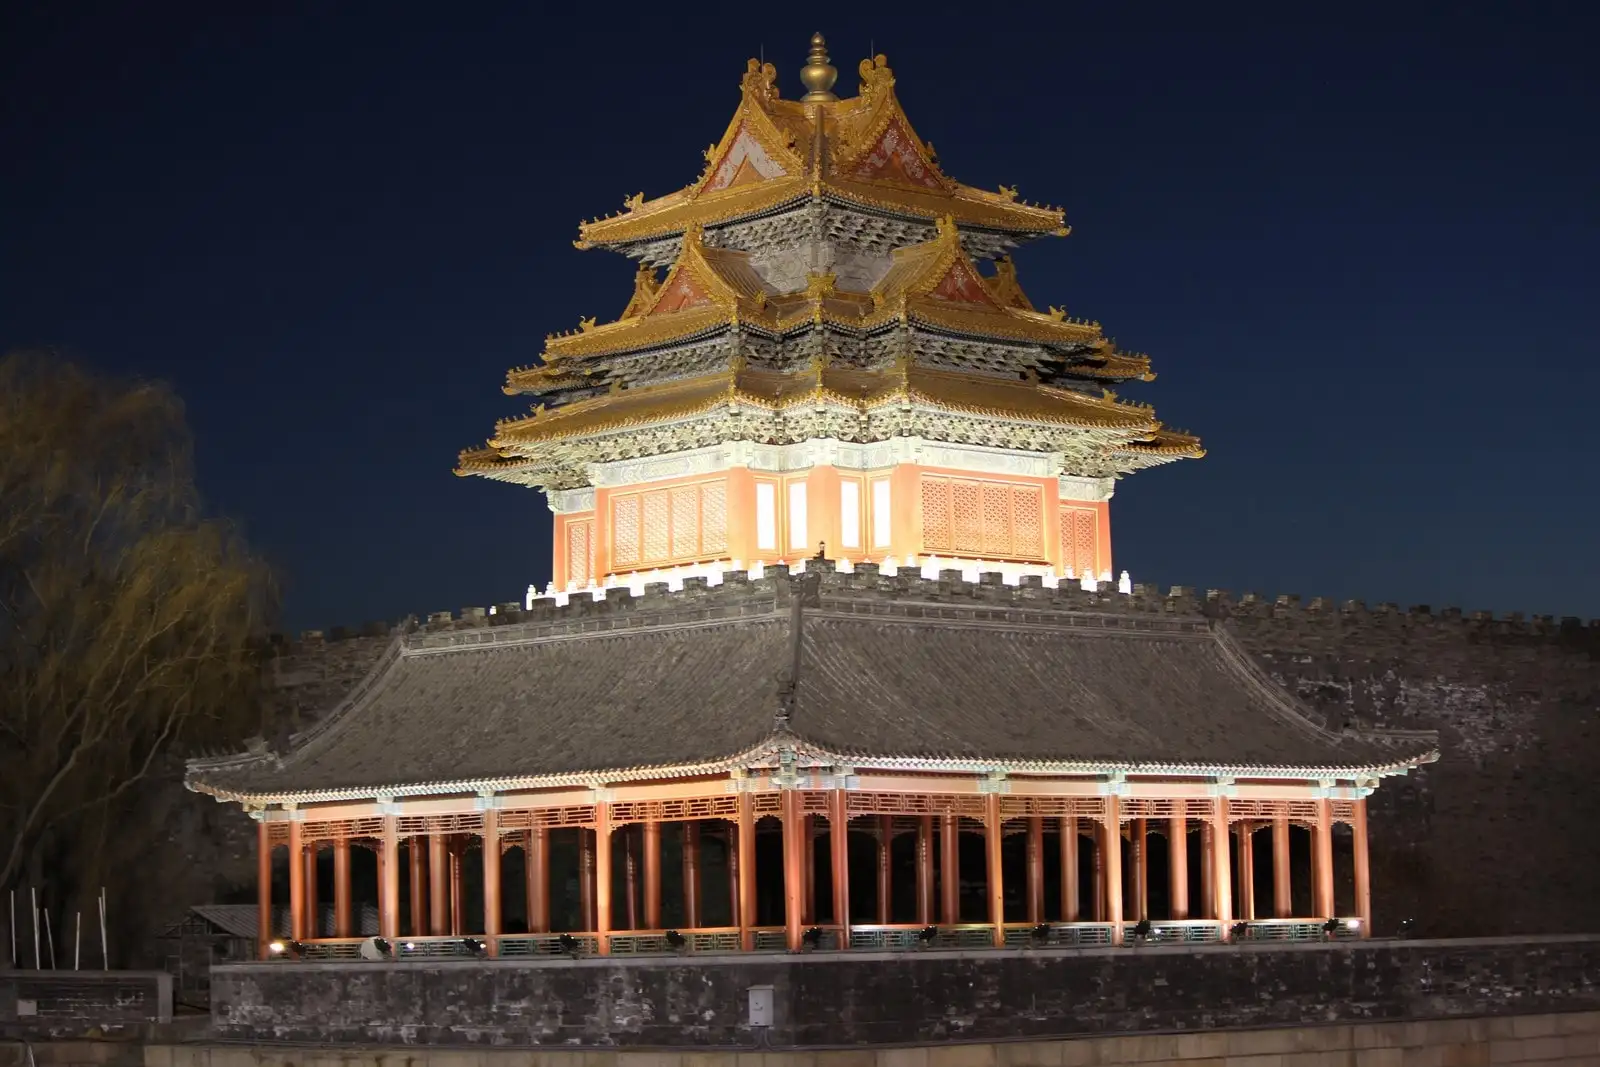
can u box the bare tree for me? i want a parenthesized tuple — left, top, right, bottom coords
(0, 351, 275, 901)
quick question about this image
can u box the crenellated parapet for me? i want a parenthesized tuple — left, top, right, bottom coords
(290, 572, 1600, 652)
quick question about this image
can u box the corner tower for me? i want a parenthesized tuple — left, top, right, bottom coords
(458, 36, 1203, 596)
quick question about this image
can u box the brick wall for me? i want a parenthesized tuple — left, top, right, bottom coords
(206, 935, 1600, 1047)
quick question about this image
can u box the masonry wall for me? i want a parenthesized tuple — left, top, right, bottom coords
(206, 936, 1600, 1047)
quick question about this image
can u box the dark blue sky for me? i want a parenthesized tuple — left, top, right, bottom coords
(4, 3, 1596, 631)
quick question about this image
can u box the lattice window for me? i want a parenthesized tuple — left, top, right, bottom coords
(1012, 486, 1043, 557)
(613, 496, 640, 567)
(921, 475, 1047, 561)
(611, 480, 729, 571)
(702, 481, 728, 554)
(566, 519, 593, 587)
(669, 487, 697, 558)
(1061, 506, 1098, 576)
(951, 480, 983, 553)
(921, 477, 950, 549)
(642, 492, 670, 561)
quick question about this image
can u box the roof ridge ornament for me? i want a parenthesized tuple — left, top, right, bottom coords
(799, 33, 838, 102)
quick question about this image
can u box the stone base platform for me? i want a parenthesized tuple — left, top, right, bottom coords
(208, 935, 1600, 1049)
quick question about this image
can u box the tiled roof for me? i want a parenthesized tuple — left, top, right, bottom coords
(188, 571, 1436, 804)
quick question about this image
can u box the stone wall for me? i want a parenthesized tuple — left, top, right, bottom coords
(0, 971, 173, 1029)
(206, 936, 1600, 1047)
(137, 1012, 1600, 1066)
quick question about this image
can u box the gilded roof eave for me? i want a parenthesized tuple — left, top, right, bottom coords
(575, 55, 1065, 250)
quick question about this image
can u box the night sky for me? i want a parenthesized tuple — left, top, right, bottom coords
(3, 4, 1595, 632)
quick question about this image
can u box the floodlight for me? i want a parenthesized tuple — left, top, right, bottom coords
(801, 926, 825, 949)
(917, 925, 939, 946)
(1131, 918, 1152, 944)
(1030, 923, 1052, 944)
(665, 930, 688, 950)
(359, 936, 393, 961)
(461, 937, 487, 958)
(557, 933, 581, 956)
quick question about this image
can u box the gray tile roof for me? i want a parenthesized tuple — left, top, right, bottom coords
(188, 569, 1436, 803)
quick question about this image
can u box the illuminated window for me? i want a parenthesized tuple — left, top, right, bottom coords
(788, 481, 808, 552)
(756, 482, 777, 551)
(840, 481, 861, 549)
(872, 478, 891, 548)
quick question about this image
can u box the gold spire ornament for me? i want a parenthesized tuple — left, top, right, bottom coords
(799, 33, 838, 102)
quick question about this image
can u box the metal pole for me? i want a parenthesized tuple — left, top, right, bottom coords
(99, 888, 108, 969)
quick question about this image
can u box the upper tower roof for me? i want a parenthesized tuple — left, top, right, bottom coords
(576, 41, 1067, 254)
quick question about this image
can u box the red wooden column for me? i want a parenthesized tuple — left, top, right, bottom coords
(304, 844, 319, 938)
(1313, 798, 1335, 919)
(830, 790, 851, 940)
(481, 808, 501, 955)
(408, 839, 426, 937)
(1103, 796, 1123, 944)
(1130, 819, 1147, 921)
(594, 801, 612, 955)
(938, 813, 958, 924)
(1352, 798, 1372, 936)
(1210, 798, 1232, 938)
(725, 824, 740, 932)
(448, 837, 464, 935)
(1200, 822, 1215, 919)
(681, 823, 701, 929)
(256, 820, 272, 958)
(876, 814, 893, 924)
(380, 816, 400, 941)
(643, 819, 663, 930)
(578, 829, 596, 933)
(333, 839, 353, 937)
(1272, 816, 1292, 918)
(1168, 816, 1188, 920)
(737, 794, 756, 950)
(802, 817, 816, 925)
(782, 790, 804, 951)
(287, 817, 305, 943)
(1025, 817, 1045, 924)
(915, 815, 934, 925)
(623, 827, 639, 930)
(527, 828, 550, 933)
(427, 833, 448, 935)
(1091, 824, 1105, 922)
(983, 794, 1005, 946)
(1237, 825, 1256, 921)
(1058, 816, 1080, 922)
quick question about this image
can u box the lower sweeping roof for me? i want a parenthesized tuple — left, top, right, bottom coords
(188, 569, 1437, 805)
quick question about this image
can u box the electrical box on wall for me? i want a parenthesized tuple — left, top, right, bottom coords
(747, 984, 774, 1027)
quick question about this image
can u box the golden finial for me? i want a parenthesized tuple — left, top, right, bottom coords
(799, 33, 838, 102)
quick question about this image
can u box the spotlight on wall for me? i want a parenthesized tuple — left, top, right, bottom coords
(1397, 918, 1416, 940)
(665, 930, 688, 951)
(267, 939, 306, 959)
(557, 933, 582, 957)
(1030, 923, 1053, 945)
(1230, 922, 1251, 943)
(360, 936, 394, 961)
(1131, 919, 1152, 945)
(268, 940, 286, 955)
(1321, 918, 1340, 941)
(1345, 918, 1362, 932)
(801, 926, 825, 950)
(917, 925, 939, 947)
(461, 937, 487, 958)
